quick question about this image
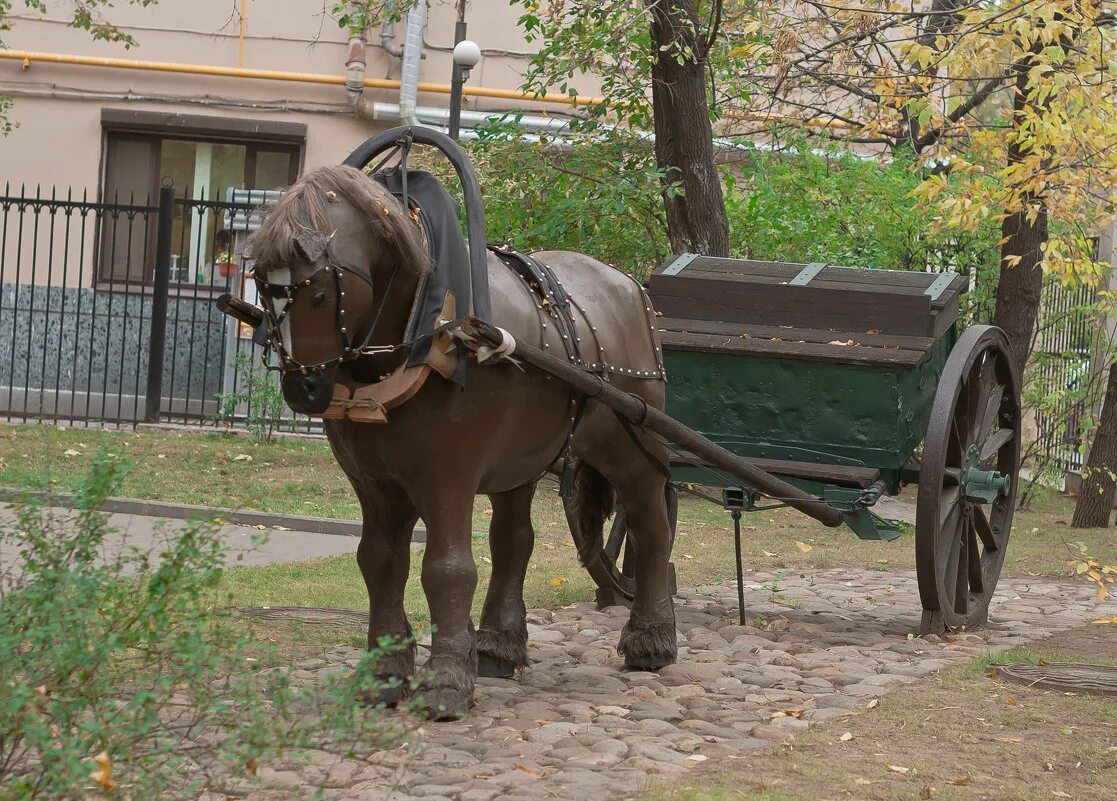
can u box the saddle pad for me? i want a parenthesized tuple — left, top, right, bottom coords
(374, 168, 470, 385)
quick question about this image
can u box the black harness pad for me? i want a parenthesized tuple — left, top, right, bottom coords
(488, 245, 584, 366)
(374, 168, 470, 385)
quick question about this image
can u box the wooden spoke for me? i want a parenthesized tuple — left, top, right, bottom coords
(980, 427, 1015, 463)
(968, 358, 998, 444)
(951, 527, 969, 616)
(943, 466, 962, 486)
(967, 522, 984, 596)
(973, 505, 999, 552)
(940, 486, 962, 532)
(978, 384, 1005, 441)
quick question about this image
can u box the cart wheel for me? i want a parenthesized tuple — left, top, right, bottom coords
(917, 325, 1020, 634)
(565, 484, 678, 608)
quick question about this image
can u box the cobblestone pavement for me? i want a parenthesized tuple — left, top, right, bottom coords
(232, 569, 1116, 801)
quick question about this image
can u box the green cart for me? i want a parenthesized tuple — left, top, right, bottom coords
(595, 254, 1021, 634)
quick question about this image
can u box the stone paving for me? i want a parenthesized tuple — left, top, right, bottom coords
(233, 569, 1116, 801)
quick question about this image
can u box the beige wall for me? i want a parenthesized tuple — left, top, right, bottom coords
(0, 0, 590, 187)
(0, 1, 596, 286)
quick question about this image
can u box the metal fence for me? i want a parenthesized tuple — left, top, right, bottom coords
(1033, 278, 1098, 473)
(0, 183, 316, 432)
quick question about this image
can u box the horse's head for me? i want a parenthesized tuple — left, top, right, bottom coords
(246, 165, 427, 414)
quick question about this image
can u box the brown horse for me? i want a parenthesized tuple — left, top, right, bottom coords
(246, 165, 674, 719)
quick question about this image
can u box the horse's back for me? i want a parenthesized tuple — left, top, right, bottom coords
(488, 249, 663, 382)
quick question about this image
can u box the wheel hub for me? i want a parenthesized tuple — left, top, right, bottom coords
(960, 445, 1011, 505)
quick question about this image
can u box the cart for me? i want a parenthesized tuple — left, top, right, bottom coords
(575, 254, 1020, 634)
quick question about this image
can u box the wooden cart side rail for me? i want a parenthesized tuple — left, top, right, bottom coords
(669, 452, 882, 488)
(457, 318, 846, 528)
(655, 317, 938, 352)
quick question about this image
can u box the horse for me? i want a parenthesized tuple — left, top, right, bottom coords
(245, 164, 675, 719)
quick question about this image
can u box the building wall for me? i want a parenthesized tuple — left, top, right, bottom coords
(0, 0, 589, 190)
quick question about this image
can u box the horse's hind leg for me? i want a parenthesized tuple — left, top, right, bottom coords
(355, 482, 419, 706)
(613, 472, 678, 670)
(418, 490, 479, 720)
(478, 482, 536, 678)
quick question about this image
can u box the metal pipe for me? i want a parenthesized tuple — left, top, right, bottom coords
(0, 49, 607, 107)
(398, 2, 427, 127)
(345, 33, 367, 106)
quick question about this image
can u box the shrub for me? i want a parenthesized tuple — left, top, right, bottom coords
(0, 451, 413, 800)
(216, 351, 288, 443)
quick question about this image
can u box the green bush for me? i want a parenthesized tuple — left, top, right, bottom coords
(216, 351, 289, 443)
(0, 452, 414, 800)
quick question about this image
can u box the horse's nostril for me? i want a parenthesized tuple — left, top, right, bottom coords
(311, 291, 327, 307)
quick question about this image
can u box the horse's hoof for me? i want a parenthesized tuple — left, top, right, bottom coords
(417, 686, 472, 721)
(619, 617, 677, 671)
(356, 681, 407, 708)
(622, 655, 669, 671)
(477, 652, 518, 679)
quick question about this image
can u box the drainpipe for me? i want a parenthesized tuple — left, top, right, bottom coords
(398, 1, 427, 127)
(345, 32, 367, 107)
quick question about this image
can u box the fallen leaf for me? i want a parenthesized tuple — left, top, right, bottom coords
(686, 754, 708, 762)
(854, 778, 873, 785)
(1094, 616, 1117, 625)
(762, 550, 777, 557)
(995, 736, 1024, 744)
(885, 764, 910, 774)
(867, 698, 880, 709)
(682, 554, 694, 559)
(1039, 659, 1050, 666)
(921, 787, 936, 799)
(828, 339, 856, 346)
(245, 758, 258, 776)
(89, 751, 118, 792)
(840, 732, 853, 742)
(34, 685, 47, 698)
(946, 775, 972, 786)
(1005, 696, 1018, 706)
(63, 448, 81, 457)
(480, 556, 492, 564)
(866, 328, 881, 335)
(483, 508, 494, 516)
(233, 454, 252, 462)
(1052, 792, 1072, 799)
(795, 541, 813, 553)
(550, 576, 567, 587)
(157, 453, 166, 459)
(513, 764, 542, 779)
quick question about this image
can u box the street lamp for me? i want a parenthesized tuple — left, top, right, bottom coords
(448, 28, 480, 140)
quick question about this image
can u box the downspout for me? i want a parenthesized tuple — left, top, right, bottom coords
(345, 31, 367, 107)
(397, 1, 427, 127)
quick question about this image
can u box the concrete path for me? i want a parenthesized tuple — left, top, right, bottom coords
(0, 502, 359, 569)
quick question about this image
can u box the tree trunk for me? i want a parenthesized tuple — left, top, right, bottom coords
(992, 53, 1048, 381)
(1073, 363, 1117, 527)
(647, 0, 730, 257)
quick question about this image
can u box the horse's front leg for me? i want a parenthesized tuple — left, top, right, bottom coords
(418, 490, 479, 720)
(355, 482, 419, 706)
(477, 482, 536, 678)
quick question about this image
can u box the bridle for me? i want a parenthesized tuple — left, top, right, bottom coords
(253, 239, 405, 376)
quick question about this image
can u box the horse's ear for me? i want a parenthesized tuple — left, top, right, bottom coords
(294, 231, 331, 263)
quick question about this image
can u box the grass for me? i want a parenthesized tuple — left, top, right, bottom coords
(5, 422, 1115, 582)
(642, 636, 1117, 801)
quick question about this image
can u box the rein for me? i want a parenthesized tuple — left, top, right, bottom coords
(253, 242, 409, 376)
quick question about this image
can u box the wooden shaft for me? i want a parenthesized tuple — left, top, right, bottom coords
(462, 318, 845, 527)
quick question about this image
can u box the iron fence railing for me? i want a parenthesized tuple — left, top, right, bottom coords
(0, 183, 318, 433)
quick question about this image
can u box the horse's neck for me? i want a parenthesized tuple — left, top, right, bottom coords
(350, 265, 422, 380)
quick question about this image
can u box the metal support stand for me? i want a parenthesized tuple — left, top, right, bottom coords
(732, 509, 746, 626)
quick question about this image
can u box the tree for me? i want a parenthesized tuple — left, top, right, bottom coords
(1, 0, 158, 133)
(1073, 362, 1117, 527)
(741, 0, 1116, 396)
(515, 0, 737, 256)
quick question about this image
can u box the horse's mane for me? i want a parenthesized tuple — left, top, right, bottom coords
(247, 165, 428, 274)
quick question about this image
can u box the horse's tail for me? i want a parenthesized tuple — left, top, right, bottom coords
(563, 460, 615, 571)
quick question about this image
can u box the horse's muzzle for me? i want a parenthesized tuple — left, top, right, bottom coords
(282, 370, 334, 415)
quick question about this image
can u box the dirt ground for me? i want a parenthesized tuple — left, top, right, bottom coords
(649, 623, 1117, 801)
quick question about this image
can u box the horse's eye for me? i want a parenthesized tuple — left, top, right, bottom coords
(311, 292, 327, 307)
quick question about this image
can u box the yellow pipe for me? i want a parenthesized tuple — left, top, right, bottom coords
(0, 49, 607, 108)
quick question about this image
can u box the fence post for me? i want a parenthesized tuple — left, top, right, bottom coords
(144, 186, 175, 423)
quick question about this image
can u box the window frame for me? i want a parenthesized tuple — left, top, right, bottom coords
(97, 109, 306, 287)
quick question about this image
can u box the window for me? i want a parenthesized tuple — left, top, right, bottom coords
(99, 110, 305, 286)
